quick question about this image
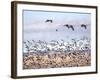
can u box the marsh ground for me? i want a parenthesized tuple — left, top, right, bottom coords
(23, 50, 91, 69)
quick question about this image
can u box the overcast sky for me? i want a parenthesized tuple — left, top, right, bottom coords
(23, 10, 91, 42)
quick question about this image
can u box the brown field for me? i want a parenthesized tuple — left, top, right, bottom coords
(23, 51, 91, 69)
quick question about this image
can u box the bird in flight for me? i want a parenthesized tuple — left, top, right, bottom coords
(45, 19, 53, 23)
(56, 29, 58, 31)
(64, 24, 74, 31)
(81, 24, 87, 29)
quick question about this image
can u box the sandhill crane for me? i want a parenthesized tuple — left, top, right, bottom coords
(81, 24, 87, 29)
(64, 24, 74, 31)
(45, 19, 53, 23)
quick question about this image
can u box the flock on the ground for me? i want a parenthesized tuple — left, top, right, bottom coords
(23, 37, 91, 54)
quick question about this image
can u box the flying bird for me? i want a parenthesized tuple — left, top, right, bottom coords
(56, 29, 58, 31)
(45, 19, 53, 23)
(81, 24, 87, 29)
(70, 25, 74, 31)
(63, 24, 69, 28)
(64, 24, 74, 31)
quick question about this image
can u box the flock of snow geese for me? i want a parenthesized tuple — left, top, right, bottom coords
(24, 37, 91, 54)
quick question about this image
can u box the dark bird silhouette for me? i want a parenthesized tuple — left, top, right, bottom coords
(81, 24, 87, 29)
(56, 29, 58, 31)
(45, 19, 53, 23)
(63, 24, 69, 28)
(27, 40, 30, 43)
(70, 25, 74, 31)
(64, 24, 74, 31)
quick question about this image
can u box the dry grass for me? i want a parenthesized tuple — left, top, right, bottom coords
(23, 51, 91, 69)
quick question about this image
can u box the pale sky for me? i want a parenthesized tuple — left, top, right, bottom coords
(23, 10, 91, 42)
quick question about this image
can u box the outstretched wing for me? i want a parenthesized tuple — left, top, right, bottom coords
(81, 24, 87, 29)
(70, 25, 74, 31)
(64, 24, 69, 27)
(45, 19, 53, 23)
(63, 24, 69, 30)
